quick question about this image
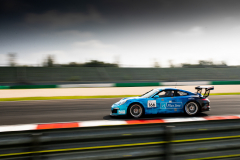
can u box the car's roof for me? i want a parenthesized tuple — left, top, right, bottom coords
(155, 87, 180, 90)
(155, 87, 194, 94)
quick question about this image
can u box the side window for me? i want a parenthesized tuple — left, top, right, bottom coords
(158, 90, 174, 97)
(175, 91, 188, 96)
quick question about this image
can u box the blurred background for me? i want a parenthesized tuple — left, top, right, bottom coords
(1, 0, 240, 85)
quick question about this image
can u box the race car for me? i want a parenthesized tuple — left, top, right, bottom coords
(110, 86, 214, 118)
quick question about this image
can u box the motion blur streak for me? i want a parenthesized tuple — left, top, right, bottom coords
(0, 95, 240, 125)
(1, 133, 240, 158)
(186, 154, 240, 160)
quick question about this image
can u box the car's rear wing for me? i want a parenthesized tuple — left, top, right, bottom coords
(195, 86, 214, 98)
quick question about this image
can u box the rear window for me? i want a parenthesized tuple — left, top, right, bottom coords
(175, 91, 188, 96)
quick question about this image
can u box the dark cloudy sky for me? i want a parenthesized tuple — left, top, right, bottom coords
(1, 0, 240, 67)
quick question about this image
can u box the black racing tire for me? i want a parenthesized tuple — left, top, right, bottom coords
(184, 101, 199, 116)
(128, 103, 144, 118)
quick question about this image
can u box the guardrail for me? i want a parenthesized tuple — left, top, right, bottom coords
(1, 118, 240, 160)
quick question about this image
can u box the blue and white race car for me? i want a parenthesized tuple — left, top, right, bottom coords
(110, 86, 214, 118)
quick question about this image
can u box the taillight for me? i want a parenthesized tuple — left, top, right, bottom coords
(202, 98, 208, 101)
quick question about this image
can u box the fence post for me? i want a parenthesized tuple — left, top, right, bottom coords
(31, 133, 42, 160)
(164, 126, 175, 160)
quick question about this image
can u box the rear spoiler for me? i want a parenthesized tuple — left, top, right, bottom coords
(195, 86, 214, 98)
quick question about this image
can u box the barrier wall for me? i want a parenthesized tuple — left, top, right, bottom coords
(1, 67, 240, 83)
(1, 115, 240, 160)
(1, 80, 240, 89)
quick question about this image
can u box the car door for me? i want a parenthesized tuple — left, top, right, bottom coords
(155, 90, 175, 114)
(172, 90, 189, 113)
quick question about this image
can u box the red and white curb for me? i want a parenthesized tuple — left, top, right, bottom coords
(1, 115, 240, 132)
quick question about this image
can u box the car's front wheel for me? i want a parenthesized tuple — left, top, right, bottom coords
(184, 102, 199, 116)
(129, 104, 144, 118)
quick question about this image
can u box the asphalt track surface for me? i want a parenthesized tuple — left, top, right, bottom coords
(0, 95, 240, 125)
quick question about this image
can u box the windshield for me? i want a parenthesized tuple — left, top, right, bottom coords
(140, 89, 159, 98)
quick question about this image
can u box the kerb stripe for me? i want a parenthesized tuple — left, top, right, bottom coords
(37, 122, 79, 130)
(1, 115, 240, 132)
(204, 115, 240, 120)
(126, 119, 165, 124)
(0, 124, 37, 132)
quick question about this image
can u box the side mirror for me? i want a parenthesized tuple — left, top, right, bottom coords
(153, 95, 159, 98)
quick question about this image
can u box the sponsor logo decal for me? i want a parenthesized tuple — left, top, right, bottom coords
(118, 110, 126, 114)
(160, 103, 167, 109)
(160, 102, 182, 109)
(148, 100, 156, 108)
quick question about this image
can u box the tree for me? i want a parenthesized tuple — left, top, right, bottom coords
(67, 62, 82, 67)
(198, 60, 213, 66)
(181, 60, 229, 68)
(169, 60, 175, 68)
(43, 55, 54, 67)
(154, 61, 160, 68)
(8, 53, 17, 66)
(83, 60, 118, 67)
(221, 61, 227, 66)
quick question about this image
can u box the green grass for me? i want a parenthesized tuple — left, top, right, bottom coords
(0, 93, 240, 101)
(0, 95, 139, 101)
(210, 93, 240, 95)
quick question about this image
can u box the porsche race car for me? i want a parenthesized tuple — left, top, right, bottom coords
(110, 86, 214, 118)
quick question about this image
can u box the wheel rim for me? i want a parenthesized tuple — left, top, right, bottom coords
(185, 102, 198, 115)
(130, 104, 142, 118)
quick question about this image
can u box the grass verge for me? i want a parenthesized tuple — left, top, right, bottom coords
(0, 93, 240, 101)
(211, 93, 240, 95)
(0, 95, 139, 101)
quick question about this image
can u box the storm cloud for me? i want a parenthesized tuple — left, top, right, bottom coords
(1, 0, 240, 67)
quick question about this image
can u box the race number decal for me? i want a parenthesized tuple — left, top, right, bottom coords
(148, 100, 156, 108)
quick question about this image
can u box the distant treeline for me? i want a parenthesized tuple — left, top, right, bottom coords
(181, 60, 229, 68)
(60, 60, 118, 67)
(34, 59, 238, 68)
(5, 53, 239, 68)
(43, 55, 118, 67)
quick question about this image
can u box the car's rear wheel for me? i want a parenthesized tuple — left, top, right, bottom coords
(129, 104, 144, 118)
(185, 102, 199, 116)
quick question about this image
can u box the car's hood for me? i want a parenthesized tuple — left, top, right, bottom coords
(121, 97, 143, 100)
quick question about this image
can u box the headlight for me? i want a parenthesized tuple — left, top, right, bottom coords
(119, 99, 127, 105)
